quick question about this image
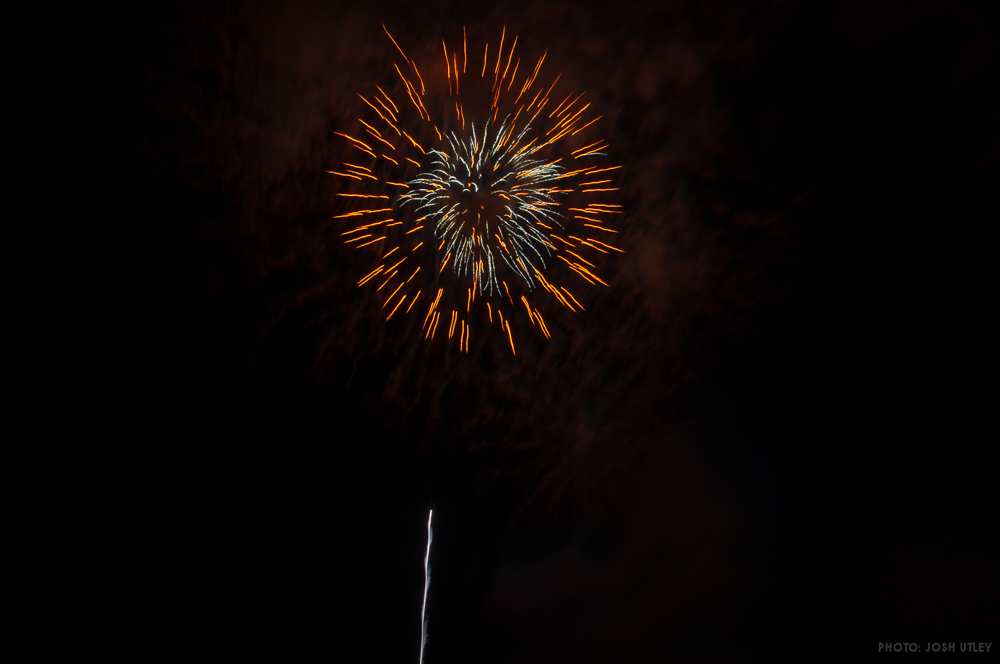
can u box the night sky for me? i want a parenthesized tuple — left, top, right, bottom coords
(140, 1, 997, 660)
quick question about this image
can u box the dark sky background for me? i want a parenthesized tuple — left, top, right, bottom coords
(140, 1, 997, 660)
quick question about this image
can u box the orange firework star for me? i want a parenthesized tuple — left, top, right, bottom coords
(329, 24, 624, 356)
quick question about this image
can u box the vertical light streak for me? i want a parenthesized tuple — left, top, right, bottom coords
(418, 508, 433, 664)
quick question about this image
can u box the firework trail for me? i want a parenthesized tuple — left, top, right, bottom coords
(330, 24, 624, 355)
(419, 508, 433, 664)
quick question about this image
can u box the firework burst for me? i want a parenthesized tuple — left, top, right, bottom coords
(330, 24, 624, 356)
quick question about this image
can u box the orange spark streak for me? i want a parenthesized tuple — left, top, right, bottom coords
(357, 266, 384, 286)
(386, 294, 407, 320)
(376, 85, 399, 114)
(572, 116, 602, 136)
(495, 26, 506, 80)
(406, 291, 422, 313)
(333, 207, 393, 218)
(442, 40, 451, 95)
(507, 58, 520, 91)
(356, 235, 387, 248)
(326, 170, 362, 181)
(382, 24, 408, 61)
(384, 281, 405, 307)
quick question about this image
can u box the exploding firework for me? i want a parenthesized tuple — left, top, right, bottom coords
(330, 25, 624, 355)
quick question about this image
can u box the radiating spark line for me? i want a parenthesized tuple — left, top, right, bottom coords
(384, 281, 405, 307)
(334, 131, 373, 152)
(508, 58, 520, 91)
(495, 26, 506, 80)
(356, 235, 386, 248)
(588, 238, 625, 253)
(386, 294, 406, 320)
(383, 24, 408, 61)
(411, 59, 426, 96)
(357, 266, 383, 286)
(406, 290, 422, 313)
(333, 207, 393, 219)
(442, 40, 452, 95)
(326, 170, 362, 181)
(346, 169, 379, 181)
(572, 115, 602, 136)
(376, 86, 399, 114)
